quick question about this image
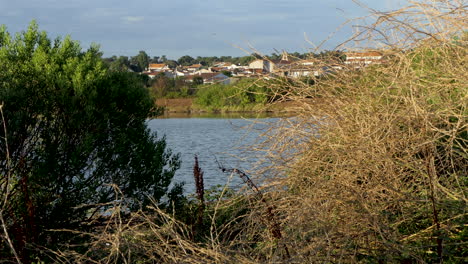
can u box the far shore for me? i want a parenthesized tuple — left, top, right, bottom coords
(155, 98, 314, 116)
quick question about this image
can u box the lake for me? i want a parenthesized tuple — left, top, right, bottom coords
(147, 115, 281, 194)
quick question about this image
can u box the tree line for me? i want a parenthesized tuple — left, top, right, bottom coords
(102, 50, 345, 73)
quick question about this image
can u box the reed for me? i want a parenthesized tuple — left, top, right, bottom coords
(193, 155, 205, 240)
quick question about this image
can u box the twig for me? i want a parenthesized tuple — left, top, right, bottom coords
(0, 103, 22, 264)
(218, 163, 290, 259)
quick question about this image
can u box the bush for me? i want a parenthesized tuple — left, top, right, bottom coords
(0, 21, 180, 262)
(252, 2, 467, 262)
(194, 78, 273, 111)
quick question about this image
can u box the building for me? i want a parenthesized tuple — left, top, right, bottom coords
(344, 51, 383, 67)
(143, 71, 174, 79)
(249, 59, 273, 73)
(185, 72, 231, 85)
(148, 63, 170, 71)
(186, 64, 203, 71)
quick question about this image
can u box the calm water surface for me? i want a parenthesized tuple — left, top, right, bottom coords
(147, 117, 279, 194)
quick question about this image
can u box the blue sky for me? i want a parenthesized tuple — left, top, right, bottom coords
(0, 0, 403, 59)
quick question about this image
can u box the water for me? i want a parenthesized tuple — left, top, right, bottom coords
(147, 117, 279, 194)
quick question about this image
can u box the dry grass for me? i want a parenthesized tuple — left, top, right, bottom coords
(250, 1, 467, 262)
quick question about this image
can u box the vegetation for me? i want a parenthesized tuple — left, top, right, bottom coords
(194, 78, 273, 111)
(149, 73, 195, 99)
(1, 1, 467, 263)
(59, 1, 465, 263)
(0, 22, 181, 262)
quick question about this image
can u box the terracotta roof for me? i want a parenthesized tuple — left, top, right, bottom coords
(148, 63, 167, 68)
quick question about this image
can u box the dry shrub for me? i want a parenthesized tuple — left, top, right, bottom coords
(250, 0, 467, 262)
(46, 187, 256, 264)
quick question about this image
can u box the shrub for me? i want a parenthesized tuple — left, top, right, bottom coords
(0, 21, 180, 262)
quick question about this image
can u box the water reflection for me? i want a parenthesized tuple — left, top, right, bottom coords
(158, 111, 294, 119)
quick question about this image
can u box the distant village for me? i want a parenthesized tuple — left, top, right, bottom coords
(140, 51, 385, 85)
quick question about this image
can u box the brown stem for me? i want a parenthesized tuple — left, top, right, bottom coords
(219, 165, 290, 259)
(193, 155, 205, 239)
(426, 147, 442, 262)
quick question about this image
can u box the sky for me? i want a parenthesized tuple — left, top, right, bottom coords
(0, 0, 403, 59)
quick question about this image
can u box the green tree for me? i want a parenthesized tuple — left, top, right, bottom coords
(150, 72, 173, 97)
(165, 59, 178, 69)
(177, 55, 195, 66)
(238, 55, 255, 65)
(108, 55, 131, 72)
(0, 22, 180, 261)
(131, 50, 150, 72)
(150, 56, 160, 63)
(219, 55, 232, 62)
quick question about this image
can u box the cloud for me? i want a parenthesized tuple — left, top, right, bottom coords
(122, 16, 145, 23)
(1, 0, 404, 58)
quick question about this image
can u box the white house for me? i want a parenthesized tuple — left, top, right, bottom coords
(249, 59, 273, 73)
(344, 51, 383, 67)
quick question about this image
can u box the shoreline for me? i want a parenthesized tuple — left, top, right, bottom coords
(155, 98, 308, 115)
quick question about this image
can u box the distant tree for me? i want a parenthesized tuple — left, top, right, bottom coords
(197, 56, 215, 66)
(150, 56, 160, 63)
(131, 50, 150, 72)
(252, 53, 263, 59)
(316, 50, 345, 62)
(220, 55, 232, 62)
(290, 52, 302, 59)
(178, 55, 195, 66)
(102, 55, 117, 65)
(165, 59, 178, 69)
(160, 55, 167, 62)
(195, 56, 203, 64)
(269, 53, 281, 60)
(0, 22, 180, 261)
(238, 56, 255, 65)
(108, 56, 131, 72)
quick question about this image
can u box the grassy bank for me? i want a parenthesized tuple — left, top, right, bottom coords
(155, 78, 309, 114)
(155, 97, 306, 114)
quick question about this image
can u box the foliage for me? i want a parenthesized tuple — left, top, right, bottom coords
(192, 75, 204, 86)
(2, 1, 466, 263)
(177, 55, 195, 66)
(251, 2, 467, 261)
(130, 50, 150, 72)
(194, 78, 272, 111)
(149, 74, 194, 98)
(0, 21, 180, 261)
(221, 70, 233, 77)
(103, 55, 131, 72)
